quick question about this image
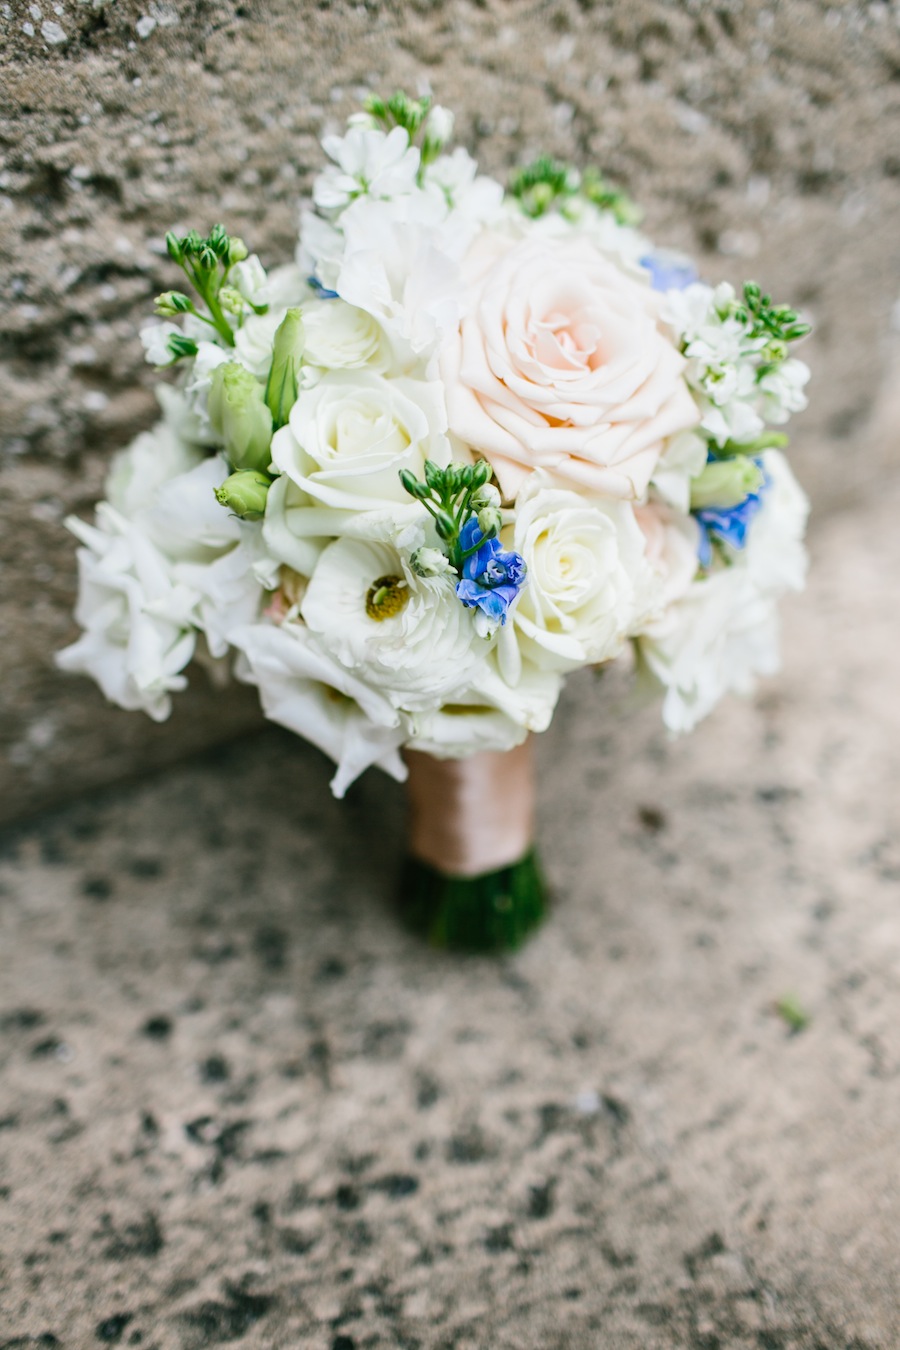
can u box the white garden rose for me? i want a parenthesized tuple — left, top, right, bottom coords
(510, 475, 651, 672)
(274, 371, 452, 514)
(301, 299, 391, 373)
(301, 535, 485, 711)
(233, 620, 407, 798)
(262, 472, 334, 578)
(56, 506, 197, 721)
(442, 230, 699, 500)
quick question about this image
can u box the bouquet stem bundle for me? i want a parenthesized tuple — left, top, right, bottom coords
(400, 741, 547, 951)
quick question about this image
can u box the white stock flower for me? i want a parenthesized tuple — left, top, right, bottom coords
(140, 321, 181, 367)
(742, 450, 809, 595)
(183, 340, 232, 439)
(650, 429, 708, 514)
(314, 125, 420, 214)
(510, 476, 651, 672)
(233, 620, 407, 798)
(424, 104, 454, 148)
(758, 358, 810, 424)
(301, 535, 485, 712)
(56, 505, 197, 721)
(274, 372, 451, 513)
(232, 254, 269, 307)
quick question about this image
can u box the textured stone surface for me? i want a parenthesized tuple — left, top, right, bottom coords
(3, 0, 900, 822)
(1, 475, 898, 1348)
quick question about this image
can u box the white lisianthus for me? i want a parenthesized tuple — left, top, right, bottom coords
(140, 455, 242, 562)
(637, 570, 781, 734)
(301, 536, 485, 711)
(173, 525, 270, 658)
(302, 299, 391, 373)
(183, 340, 232, 439)
(741, 450, 809, 595)
(274, 372, 452, 513)
(56, 506, 197, 721)
(314, 125, 420, 214)
(510, 476, 651, 672)
(233, 310, 285, 378)
(233, 620, 407, 798)
(104, 416, 203, 521)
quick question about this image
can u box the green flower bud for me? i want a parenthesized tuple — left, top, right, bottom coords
(198, 246, 218, 272)
(227, 236, 249, 266)
(166, 333, 199, 361)
(207, 223, 230, 257)
(155, 290, 192, 316)
(690, 455, 765, 511)
(424, 459, 444, 491)
(165, 231, 184, 264)
(183, 230, 204, 255)
(264, 307, 304, 429)
(434, 510, 456, 540)
(214, 469, 272, 520)
(208, 362, 274, 472)
(398, 468, 421, 498)
(471, 459, 492, 489)
(476, 505, 502, 539)
(218, 286, 246, 316)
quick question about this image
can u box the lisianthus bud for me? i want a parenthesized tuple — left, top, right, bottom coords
(476, 505, 502, 539)
(265, 308, 304, 429)
(214, 469, 272, 519)
(410, 547, 455, 578)
(208, 362, 274, 472)
(690, 456, 764, 511)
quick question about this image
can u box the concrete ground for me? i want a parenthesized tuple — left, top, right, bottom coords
(1, 477, 899, 1350)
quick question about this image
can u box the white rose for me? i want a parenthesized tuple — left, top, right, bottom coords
(511, 476, 651, 672)
(302, 299, 390, 373)
(56, 506, 197, 721)
(300, 535, 484, 711)
(442, 230, 699, 500)
(233, 620, 407, 798)
(274, 371, 451, 513)
(262, 471, 333, 578)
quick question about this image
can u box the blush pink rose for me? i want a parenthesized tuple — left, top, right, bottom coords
(441, 232, 700, 501)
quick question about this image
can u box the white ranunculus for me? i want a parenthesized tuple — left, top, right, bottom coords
(314, 126, 421, 214)
(104, 417, 203, 521)
(233, 620, 407, 797)
(301, 535, 485, 711)
(56, 506, 197, 721)
(405, 700, 529, 759)
(275, 371, 451, 513)
(511, 476, 651, 672)
(301, 299, 391, 373)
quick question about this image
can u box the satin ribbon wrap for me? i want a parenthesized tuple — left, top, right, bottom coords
(403, 739, 535, 879)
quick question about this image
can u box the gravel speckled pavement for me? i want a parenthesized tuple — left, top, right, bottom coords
(2, 481, 899, 1349)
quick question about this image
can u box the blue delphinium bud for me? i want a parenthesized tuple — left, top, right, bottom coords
(695, 458, 770, 568)
(455, 517, 526, 632)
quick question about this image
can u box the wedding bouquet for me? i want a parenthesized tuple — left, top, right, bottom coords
(58, 92, 810, 948)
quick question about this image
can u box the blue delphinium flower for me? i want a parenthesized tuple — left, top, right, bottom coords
(307, 275, 340, 300)
(455, 518, 526, 629)
(695, 462, 770, 568)
(640, 251, 698, 293)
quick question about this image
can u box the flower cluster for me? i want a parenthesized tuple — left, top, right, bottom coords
(59, 93, 811, 794)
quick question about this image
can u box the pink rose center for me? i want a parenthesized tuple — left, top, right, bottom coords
(525, 305, 606, 375)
